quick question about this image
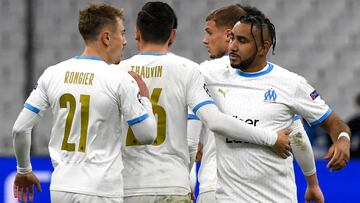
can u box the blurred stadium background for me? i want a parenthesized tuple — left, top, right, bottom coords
(0, 0, 359, 202)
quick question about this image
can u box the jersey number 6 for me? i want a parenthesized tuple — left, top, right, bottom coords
(126, 88, 166, 146)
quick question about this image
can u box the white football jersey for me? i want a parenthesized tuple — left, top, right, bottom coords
(24, 56, 150, 197)
(117, 52, 214, 196)
(195, 56, 231, 195)
(201, 61, 331, 202)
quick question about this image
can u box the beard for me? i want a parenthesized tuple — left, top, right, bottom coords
(230, 50, 257, 71)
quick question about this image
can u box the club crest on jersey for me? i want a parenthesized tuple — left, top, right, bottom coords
(264, 89, 277, 102)
(218, 88, 229, 98)
(310, 90, 319, 100)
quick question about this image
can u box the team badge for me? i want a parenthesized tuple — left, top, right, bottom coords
(264, 89, 277, 102)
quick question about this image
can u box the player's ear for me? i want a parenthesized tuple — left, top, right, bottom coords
(259, 40, 271, 56)
(101, 31, 111, 47)
(225, 29, 232, 43)
(134, 26, 140, 42)
(168, 29, 176, 45)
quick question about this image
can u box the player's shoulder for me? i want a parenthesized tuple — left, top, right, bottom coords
(167, 52, 200, 68)
(108, 64, 132, 79)
(269, 62, 307, 83)
(200, 55, 230, 73)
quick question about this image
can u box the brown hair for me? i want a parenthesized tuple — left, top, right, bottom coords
(78, 3, 124, 42)
(206, 5, 246, 29)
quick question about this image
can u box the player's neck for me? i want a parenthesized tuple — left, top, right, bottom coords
(81, 46, 107, 62)
(139, 42, 169, 54)
(241, 60, 267, 73)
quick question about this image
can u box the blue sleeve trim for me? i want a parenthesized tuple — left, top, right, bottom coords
(24, 103, 40, 114)
(127, 113, 149, 125)
(310, 108, 333, 126)
(293, 115, 301, 121)
(192, 100, 216, 114)
(187, 114, 200, 120)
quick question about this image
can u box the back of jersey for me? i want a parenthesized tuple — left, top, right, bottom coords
(26, 56, 147, 197)
(118, 53, 212, 196)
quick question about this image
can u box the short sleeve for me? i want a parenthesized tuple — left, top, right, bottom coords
(292, 77, 332, 126)
(186, 67, 215, 115)
(118, 73, 150, 125)
(24, 70, 50, 116)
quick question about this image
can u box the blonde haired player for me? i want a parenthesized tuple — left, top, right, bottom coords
(12, 3, 157, 203)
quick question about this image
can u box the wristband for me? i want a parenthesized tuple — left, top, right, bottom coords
(17, 165, 32, 174)
(338, 132, 350, 141)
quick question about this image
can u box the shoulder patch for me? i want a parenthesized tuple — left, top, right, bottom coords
(310, 90, 319, 100)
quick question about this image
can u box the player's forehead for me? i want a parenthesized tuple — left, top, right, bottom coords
(116, 17, 125, 31)
(231, 22, 252, 37)
(205, 20, 227, 31)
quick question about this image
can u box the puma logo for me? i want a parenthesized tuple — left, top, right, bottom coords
(218, 88, 229, 98)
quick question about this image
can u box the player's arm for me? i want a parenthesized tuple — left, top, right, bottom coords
(293, 77, 350, 171)
(12, 72, 49, 202)
(320, 112, 351, 171)
(121, 72, 156, 144)
(187, 68, 291, 157)
(290, 118, 324, 203)
(12, 108, 42, 203)
(187, 111, 202, 170)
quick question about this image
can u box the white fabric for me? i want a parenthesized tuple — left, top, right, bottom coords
(201, 58, 330, 202)
(130, 97, 157, 145)
(290, 119, 316, 176)
(117, 53, 212, 196)
(124, 195, 191, 203)
(51, 191, 123, 203)
(187, 113, 201, 170)
(17, 57, 156, 197)
(12, 108, 41, 173)
(197, 191, 216, 203)
(117, 53, 278, 197)
(197, 124, 217, 194)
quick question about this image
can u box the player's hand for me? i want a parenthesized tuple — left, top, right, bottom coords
(128, 71, 149, 98)
(323, 137, 350, 171)
(13, 172, 42, 203)
(305, 184, 324, 203)
(273, 128, 292, 159)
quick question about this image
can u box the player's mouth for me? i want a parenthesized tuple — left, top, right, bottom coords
(229, 52, 239, 60)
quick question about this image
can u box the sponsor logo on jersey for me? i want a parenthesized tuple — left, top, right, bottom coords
(226, 115, 259, 144)
(264, 89, 277, 102)
(310, 90, 319, 100)
(218, 88, 229, 98)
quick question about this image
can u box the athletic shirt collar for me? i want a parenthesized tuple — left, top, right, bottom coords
(236, 63, 273, 78)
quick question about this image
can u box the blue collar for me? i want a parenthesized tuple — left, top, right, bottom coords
(74, 56, 104, 61)
(138, 52, 167, 56)
(236, 63, 273, 78)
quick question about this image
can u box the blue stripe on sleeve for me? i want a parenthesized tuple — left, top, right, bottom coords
(187, 114, 200, 120)
(24, 103, 40, 114)
(310, 108, 333, 126)
(192, 100, 216, 114)
(293, 115, 301, 121)
(127, 113, 149, 125)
